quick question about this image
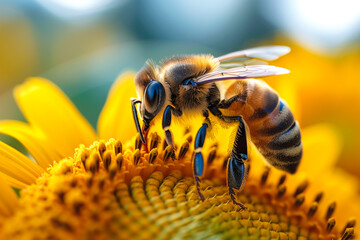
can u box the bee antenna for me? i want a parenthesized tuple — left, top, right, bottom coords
(131, 98, 146, 144)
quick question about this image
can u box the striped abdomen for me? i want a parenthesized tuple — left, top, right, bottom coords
(219, 79, 302, 173)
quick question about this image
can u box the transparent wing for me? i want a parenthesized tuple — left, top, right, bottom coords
(195, 65, 290, 85)
(217, 46, 291, 62)
(220, 59, 269, 69)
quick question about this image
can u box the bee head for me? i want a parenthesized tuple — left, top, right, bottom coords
(161, 55, 219, 110)
(134, 61, 166, 129)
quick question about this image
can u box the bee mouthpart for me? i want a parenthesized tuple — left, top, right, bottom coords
(140, 123, 150, 144)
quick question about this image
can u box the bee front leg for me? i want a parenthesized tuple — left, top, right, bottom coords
(162, 105, 182, 147)
(193, 113, 211, 201)
(131, 98, 147, 144)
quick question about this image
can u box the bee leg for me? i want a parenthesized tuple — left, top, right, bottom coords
(131, 98, 146, 143)
(162, 105, 182, 147)
(227, 159, 248, 210)
(227, 116, 248, 210)
(193, 113, 210, 201)
(208, 106, 248, 209)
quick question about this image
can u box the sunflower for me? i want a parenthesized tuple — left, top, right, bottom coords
(0, 72, 358, 239)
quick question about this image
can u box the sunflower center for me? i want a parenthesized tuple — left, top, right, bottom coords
(0, 137, 354, 240)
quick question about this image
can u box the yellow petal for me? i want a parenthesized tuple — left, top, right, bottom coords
(14, 78, 97, 157)
(98, 72, 137, 142)
(275, 79, 301, 121)
(0, 120, 61, 170)
(298, 123, 342, 178)
(0, 141, 44, 188)
(0, 173, 19, 218)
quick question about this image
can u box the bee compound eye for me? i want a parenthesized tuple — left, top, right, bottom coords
(182, 78, 195, 86)
(144, 80, 166, 115)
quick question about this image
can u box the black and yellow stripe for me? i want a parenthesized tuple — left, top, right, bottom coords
(220, 79, 302, 174)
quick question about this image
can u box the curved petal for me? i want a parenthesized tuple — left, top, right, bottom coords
(0, 120, 61, 170)
(0, 141, 43, 188)
(275, 79, 301, 121)
(0, 173, 19, 218)
(14, 78, 97, 157)
(98, 72, 137, 142)
(298, 123, 342, 178)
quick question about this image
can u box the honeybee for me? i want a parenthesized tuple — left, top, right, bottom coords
(131, 46, 302, 209)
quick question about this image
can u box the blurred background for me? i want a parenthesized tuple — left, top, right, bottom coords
(0, 0, 360, 185)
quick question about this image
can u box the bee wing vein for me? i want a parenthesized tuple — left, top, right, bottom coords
(195, 65, 290, 85)
(217, 45, 291, 62)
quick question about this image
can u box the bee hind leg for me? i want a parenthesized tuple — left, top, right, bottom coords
(209, 106, 248, 210)
(227, 157, 248, 210)
(229, 187, 246, 210)
(226, 116, 249, 210)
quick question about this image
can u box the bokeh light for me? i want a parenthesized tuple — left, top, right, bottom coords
(261, 0, 360, 53)
(138, 0, 249, 49)
(35, 0, 119, 19)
